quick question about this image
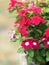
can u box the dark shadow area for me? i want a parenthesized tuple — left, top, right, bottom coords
(46, 62, 49, 65)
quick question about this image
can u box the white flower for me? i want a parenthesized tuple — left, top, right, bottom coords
(9, 30, 16, 40)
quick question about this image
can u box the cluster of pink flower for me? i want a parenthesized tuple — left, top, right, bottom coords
(8, 0, 49, 50)
(8, 0, 45, 37)
(21, 39, 40, 50)
(21, 27, 49, 50)
(8, 0, 42, 14)
(8, 0, 24, 11)
(14, 16, 46, 37)
(41, 27, 49, 48)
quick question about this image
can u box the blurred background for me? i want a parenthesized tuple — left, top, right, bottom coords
(0, 0, 20, 65)
(0, 0, 49, 65)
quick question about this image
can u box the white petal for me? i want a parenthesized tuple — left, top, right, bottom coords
(25, 42, 29, 46)
(47, 41, 49, 45)
(33, 42, 37, 45)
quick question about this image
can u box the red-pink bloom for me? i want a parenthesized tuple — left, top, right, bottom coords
(44, 38, 49, 48)
(40, 17, 46, 23)
(8, 0, 24, 11)
(33, 7, 42, 14)
(44, 27, 49, 38)
(31, 16, 41, 25)
(27, 7, 42, 14)
(41, 31, 49, 48)
(31, 16, 46, 25)
(27, 8, 33, 11)
(25, 18, 31, 26)
(17, 2, 24, 6)
(20, 16, 31, 26)
(18, 26, 28, 37)
(18, 9, 28, 16)
(30, 39, 40, 49)
(8, 0, 17, 11)
(14, 21, 20, 27)
(21, 39, 40, 50)
(41, 35, 47, 42)
(41, 27, 49, 42)
(21, 39, 32, 50)
(20, 16, 26, 26)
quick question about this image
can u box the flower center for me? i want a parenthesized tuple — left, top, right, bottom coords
(47, 41, 49, 45)
(33, 42, 37, 45)
(25, 42, 29, 46)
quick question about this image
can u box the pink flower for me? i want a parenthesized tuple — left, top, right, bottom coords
(41, 35, 47, 42)
(27, 7, 42, 14)
(41, 29, 49, 48)
(8, 0, 17, 11)
(33, 7, 42, 14)
(18, 26, 28, 37)
(20, 16, 31, 26)
(20, 16, 26, 26)
(30, 39, 40, 49)
(41, 28, 49, 48)
(44, 27, 49, 38)
(18, 9, 28, 16)
(44, 38, 49, 48)
(14, 21, 20, 27)
(21, 39, 40, 50)
(17, 2, 24, 6)
(40, 16, 46, 23)
(31, 16, 46, 25)
(21, 39, 32, 50)
(8, 0, 24, 11)
(25, 18, 31, 26)
(31, 16, 41, 25)
(41, 27, 49, 42)
(28, 2, 35, 8)
(9, 30, 16, 40)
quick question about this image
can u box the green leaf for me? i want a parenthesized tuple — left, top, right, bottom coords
(17, 47, 24, 53)
(35, 50, 45, 64)
(28, 23, 48, 40)
(40, 43, 44, 48)
(12, 38, 17, 42)
(26, 12, 33, 18)
(36, 55, 45, 64)
(27, 56, 33, 63)
(24, 2, 28, 7)
(29, 50, 34, 57)
(46, 50, 49, 61)
(36, 55, 42, 62)
(36, 62, 40, 65)
(40, 48, 46, 57)
(46, 57, 49, 62)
